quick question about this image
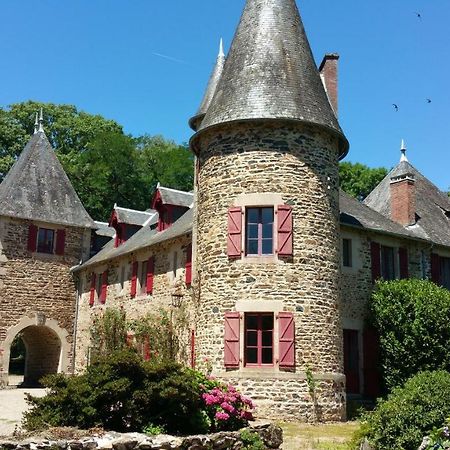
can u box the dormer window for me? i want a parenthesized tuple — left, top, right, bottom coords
(37, 228, 55, 254)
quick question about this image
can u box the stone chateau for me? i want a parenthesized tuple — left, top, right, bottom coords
(1, 0, 450, 421)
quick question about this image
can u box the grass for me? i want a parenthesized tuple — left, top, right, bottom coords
(279, 421, 359, 450)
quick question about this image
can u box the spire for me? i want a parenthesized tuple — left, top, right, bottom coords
(33, 112, 39, 134)
(189, 38, 226, 131)
(400, 139, 408, 162)
(38, 108, 44, 133)
(195, 0, 348, 157)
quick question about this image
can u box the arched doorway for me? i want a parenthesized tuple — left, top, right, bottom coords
(1, 314, 71, 387)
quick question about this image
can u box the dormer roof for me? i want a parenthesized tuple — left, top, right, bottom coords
(194, 0, 348, 157)
(0, 130, 95, 229)
(152, 185, 194, 209)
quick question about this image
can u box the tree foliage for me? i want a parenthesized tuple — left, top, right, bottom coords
(0, 102, 194, 221)
(339, 161, 388, 200)
(353, 370, 450, 450)
(370, 279, 450, 392)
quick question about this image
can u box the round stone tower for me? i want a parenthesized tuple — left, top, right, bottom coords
(190, 0, 349, 421)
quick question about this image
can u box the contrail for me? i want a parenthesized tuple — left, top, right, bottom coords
(152, 52, 189, 65)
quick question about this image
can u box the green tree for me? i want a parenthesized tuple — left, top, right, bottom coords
(370, 279, 450, 392)
(339, 161, 388, 200)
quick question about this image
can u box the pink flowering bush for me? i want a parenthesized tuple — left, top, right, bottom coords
(201, 382, 255, 431)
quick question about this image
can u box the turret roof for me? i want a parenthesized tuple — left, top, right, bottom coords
(195, 0, 348, 157)
(0, 130, 95, 228)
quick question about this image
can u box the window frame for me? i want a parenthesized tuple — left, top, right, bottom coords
(37, 227, 56, 254)
(342, 238, 353, 268)
(440, 256, 450, 290)
(244, 313, 274, 367)
(139, 260, 148, 295)
(245, 207, 275, 257)
(380, 245, 397, 280)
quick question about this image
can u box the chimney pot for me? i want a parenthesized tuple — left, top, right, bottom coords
(319, 53, 339, 116)
(390, 174, 416, 226)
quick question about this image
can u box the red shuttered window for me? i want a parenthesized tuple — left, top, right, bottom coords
(246, 208, 274, 256)
(399, 247, 409, 279)
(89, 273, 96, 306)
(37, 228, 55, 254)
(431, 253, 441, 285)
(131, 261, 138, 298)
(227, 207, 242, 258)
(147, 257, 155, 295)
(371, 242, 381, 282)
(100, 270, 108, 304)
(244, 313, 274, 366)
(185, 244, 192, 286)
(224, 312, 241, 368)
(277, 205, 293, 257)
(27, 224, 38, 252)
(278, 312, 295, 369)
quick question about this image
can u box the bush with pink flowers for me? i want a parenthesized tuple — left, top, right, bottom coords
(202, 382, 255, 431)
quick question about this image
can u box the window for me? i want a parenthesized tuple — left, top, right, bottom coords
(244, 313, 274, 366)
(139, 260, 148, 295)
(37, 228, 55, 254)
(381, 245, 396, 280)
(95, 273, 102, 299)
(342, 239, 352, 267)
(441, 257, 450, 290)
(246, 207, 274, 256)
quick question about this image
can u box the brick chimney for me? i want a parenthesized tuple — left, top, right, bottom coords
(319, 53, 339, 116)
(390, 173, 416, 226)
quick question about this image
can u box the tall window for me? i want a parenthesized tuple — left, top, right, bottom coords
(441, 257, 450, 290)
(139, 260, 148, 295)
(244, 313, 274, 366)
(37, 228, 55, 254)
(246, 208, 274, 256)
(342, 239, 352, 267)
(381, 246, 396, 280)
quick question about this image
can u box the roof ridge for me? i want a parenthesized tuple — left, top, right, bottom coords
(115, 205, 155, 215)
(158, 186, 194, 196)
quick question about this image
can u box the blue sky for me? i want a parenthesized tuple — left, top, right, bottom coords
(1, 0, 449, 190)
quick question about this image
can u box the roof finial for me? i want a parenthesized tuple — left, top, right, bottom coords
(400, 139, 408, 162)
(219, 38, 225, 58)
(38, 108, 44, 133)
(33, 112, 39, 134)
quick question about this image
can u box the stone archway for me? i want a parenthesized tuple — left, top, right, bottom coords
(1, 314, 71, 387)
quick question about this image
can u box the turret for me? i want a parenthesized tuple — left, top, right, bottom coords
(190, 0, 349, 421)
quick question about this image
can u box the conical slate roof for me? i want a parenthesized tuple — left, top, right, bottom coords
(189, 40, 226, 131)
(196, 0, 348, 157)
(0, 130, 95, 228)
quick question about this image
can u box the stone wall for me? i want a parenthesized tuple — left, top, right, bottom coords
(74, 233, 195, 372)
(0, 216, 90, 386)
(193, 121, 345, 421)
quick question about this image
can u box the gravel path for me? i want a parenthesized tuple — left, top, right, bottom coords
(0, 388, 46, 437)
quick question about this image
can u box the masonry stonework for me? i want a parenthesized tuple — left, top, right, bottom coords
(193, 121, 345, 421)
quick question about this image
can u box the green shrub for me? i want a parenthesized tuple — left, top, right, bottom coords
(370, 279, 450, 391)
(354, 370, 450, 450)
(240, 429, 265, 450)
(23, 350, 209, 434)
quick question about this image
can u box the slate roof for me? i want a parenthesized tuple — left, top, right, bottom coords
(189, 42, 226, 131)
(340, 190, 417, 240)
(0, 131, 95, 228)
(158, 186, 194, 208)
(74, 208, 193, 271)
(94, 221, 115, 238)
(194, 0, 348, 157)
(114, 206, 158, 227)
(364, 160, 450, 247)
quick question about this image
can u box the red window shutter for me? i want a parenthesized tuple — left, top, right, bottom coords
(100, 270, 108, 304)
(278, 312, 295, 369)
(227, 207, 242, 258)
(224, 312, 240, 368)
(131, 261, 138, 298)
(431, 253, 441, 284)
(185, 244, 192, 286)
(399, 248, 409, 279)
(27, 224, 38, 252)
(146, 257, 154, 295)
(363, 327, 381, 398)
(371, 242, 381, 282)
(89, 273, 96, 306)
(55, 229, 66, 255)
(277, 205, 293, 256)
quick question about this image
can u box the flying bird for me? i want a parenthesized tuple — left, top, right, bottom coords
(415, 12, 422, 20)
(426, 98, 432, 104)
(392, 104, 399, 112)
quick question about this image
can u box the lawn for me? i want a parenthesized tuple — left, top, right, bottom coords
(279, 421, 359, 450)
